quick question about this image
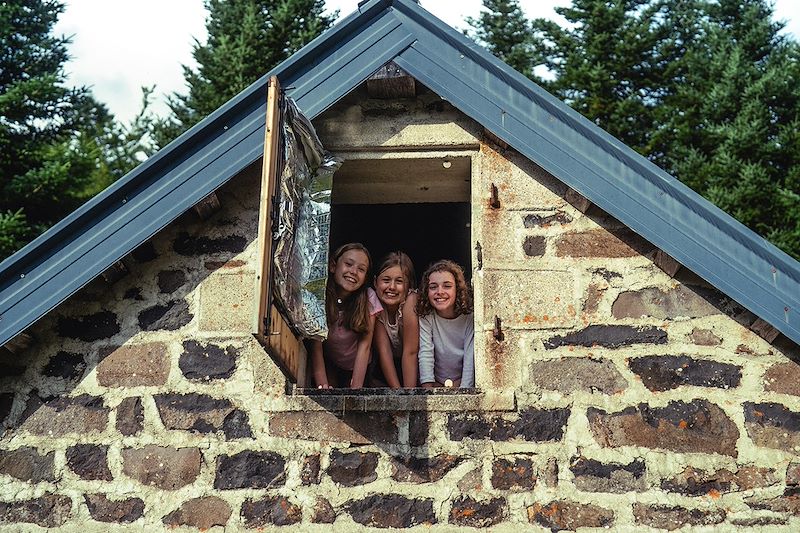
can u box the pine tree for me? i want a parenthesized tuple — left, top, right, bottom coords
(0, 0, 106, 258)
(466, 0, 538, 79)
(528, 0, 674, 155)
(655, 0, 800, 257)
(154, 0, 336, 146)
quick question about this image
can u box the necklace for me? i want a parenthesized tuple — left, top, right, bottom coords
(336, 298, 343, 305)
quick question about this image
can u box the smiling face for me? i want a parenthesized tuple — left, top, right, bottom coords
(427, 270, 457, 318)
(375, 265, 407, 310)
(331, 249, 369, 297)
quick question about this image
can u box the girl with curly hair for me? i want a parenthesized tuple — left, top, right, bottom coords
(311, 243, 382, 389)
(417, 259, 474, 388)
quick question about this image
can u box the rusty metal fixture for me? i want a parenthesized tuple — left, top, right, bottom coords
(490, 183, 500, 209)
(493, 315, 504, 341)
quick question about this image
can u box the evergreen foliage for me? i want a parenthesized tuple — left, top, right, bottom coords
(154, 0, 336, 146)
(466, 0, 538, 79)
(0, 0, 155, 260)
(471, 0, 800, 259)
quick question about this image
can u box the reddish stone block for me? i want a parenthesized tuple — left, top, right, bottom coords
(0, 493, 71, 528)
(162, 496, 231, 529)
(121, 445, 201, 490)
(528, 501, 614, 530)
(555, 228, 654, 258)
(0, 446, 55, 482)
(97, 343, 170, 387)
(633, 504, 725, 530)
(241, 496, 301, 527)
(491, 457, 536, 490)
(84, 494, 144, 524)
(587, 400, 739, 457)
(450, 496, 506, 528)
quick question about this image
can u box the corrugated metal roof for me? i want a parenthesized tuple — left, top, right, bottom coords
(1, 0, 799, 347)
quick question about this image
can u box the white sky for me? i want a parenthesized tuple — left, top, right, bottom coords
(54, 0, 800, 123)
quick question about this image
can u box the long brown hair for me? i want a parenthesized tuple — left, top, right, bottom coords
(417, 259, 472, 317)
(375, 251, 416, 290)
(326, 243, 372, 334)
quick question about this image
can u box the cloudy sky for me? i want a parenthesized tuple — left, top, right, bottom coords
(54, 0, 799, 123)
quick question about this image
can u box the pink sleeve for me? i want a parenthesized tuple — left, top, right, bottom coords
(367, 288, 383, 316)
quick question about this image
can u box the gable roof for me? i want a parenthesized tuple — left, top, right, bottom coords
(1, 0, 799, 348)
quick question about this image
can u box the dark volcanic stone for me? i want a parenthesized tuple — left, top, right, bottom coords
(345, 494, 435, 528)
(173, 232, 247, 256)
(154, 393, 250, 437)
(84, 494, 144, 523)
(327, 450, 379, 486)
(391, 454, 463, 483)
(629, 355, 741, 391)
(0, 446, 55, 482)
(214, 450, 285, 489)
(312, 497, 336, 523)
(42, 351, 86, 380)
(138, 300, 192, 331)
(57, 311, 119, 341)
(545, 324, 667, 349)
(409, 411, 429, 446)
(570, 456, 646, 493)
(524, 211, 572, 228)
(123, 287, 143, 300)
(450, 496, 506, 528)
(302, 454, 321, 485)
(633, 504, 725, 530)
(744, 402, 800, 451)
(131, 240, 157, 262)
(222, 409, 253, 439)
(179, 340, 236, 380)
(157, 269, 186, 294)
(448, 408, 569, 442)
(116, 397, 144, 436)
(241, 496, 301, 527)
(662, 465, 777, 496)
(523, 235, 546, 256)
(491, 457, 536, 490)
(588, 399, 739, 457)
(0, 393, 13, 424)
(0, 493, 71, 527)
(528, 500, 614, 531)
(66, 444, 112, 480)
(162, 496, 231, 529)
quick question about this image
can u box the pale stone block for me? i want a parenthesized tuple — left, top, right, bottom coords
(198, 272, 255, 332)
(479, 144, 566, 210)
(483, 270, 577, 329)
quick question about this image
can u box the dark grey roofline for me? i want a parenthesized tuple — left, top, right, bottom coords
(1, 0, 799, 347)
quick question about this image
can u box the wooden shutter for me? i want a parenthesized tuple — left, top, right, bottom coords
(253, 76, 307, 386)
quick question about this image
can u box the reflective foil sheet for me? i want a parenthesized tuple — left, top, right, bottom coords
(272, 97, 340, 340)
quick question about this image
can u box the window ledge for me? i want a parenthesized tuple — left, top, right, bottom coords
(270, 387, 516, 411)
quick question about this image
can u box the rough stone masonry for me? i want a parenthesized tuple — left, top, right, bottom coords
(1, 89, 800, 531)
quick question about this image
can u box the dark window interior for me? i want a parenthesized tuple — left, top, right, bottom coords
(330, 202, 471, 284)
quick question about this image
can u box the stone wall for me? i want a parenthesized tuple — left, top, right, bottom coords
(1, 90, 800, 531)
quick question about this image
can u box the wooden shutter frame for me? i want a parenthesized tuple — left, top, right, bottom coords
(253, 76, 307, 387)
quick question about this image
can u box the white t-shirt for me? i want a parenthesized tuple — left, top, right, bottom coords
(418, 312, 474, 387)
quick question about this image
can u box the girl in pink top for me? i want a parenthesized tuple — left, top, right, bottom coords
(311, 243, 382, 389)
